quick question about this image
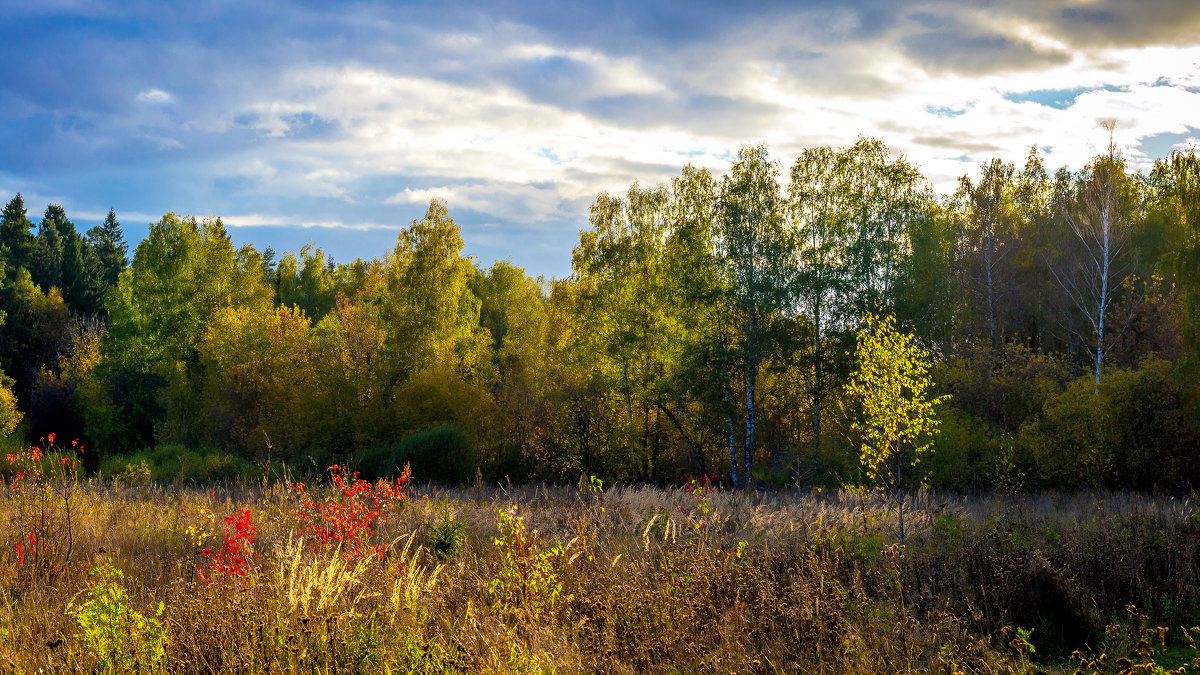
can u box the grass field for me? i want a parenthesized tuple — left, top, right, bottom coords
(3, 465, 1200, 673)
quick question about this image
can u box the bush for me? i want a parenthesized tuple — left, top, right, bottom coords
(100, 446, 258, 485)
(925, 411, 1004, 491)
(353, 444, 399, 481)
(1018, 357, 1200, 490)
(392, 425, 477, 485)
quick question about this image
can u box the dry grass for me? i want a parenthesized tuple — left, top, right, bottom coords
(1, 480, 1199, 673)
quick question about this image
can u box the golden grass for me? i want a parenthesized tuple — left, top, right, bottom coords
(1, 480, 1199, 673)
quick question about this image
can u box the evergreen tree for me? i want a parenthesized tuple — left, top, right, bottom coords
(84, 209, 129, 313)
(30, 212, 63, 291)
(39, 205, 89, 312)
(1, 194, 34, 278)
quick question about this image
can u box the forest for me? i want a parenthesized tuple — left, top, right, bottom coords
(1, 135, 1198, 492)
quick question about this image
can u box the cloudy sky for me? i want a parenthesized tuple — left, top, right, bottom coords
(3, 1, 1199, 278)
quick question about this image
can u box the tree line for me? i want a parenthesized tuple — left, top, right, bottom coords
(2, 134, 1198, 490)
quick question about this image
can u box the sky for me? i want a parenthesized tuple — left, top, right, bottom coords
(2, 1, 1199, 279)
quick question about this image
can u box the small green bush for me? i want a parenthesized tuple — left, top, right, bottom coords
(426, 506, 468, 561)
(74, 561, 166, 672)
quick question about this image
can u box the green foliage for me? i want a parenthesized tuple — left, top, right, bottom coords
(30, 209, 63, 292)
(73, 561, 166, 673)
(99, 445, 258, 485)
(4, 135, 1200, 491)
(114, 456, 152, 486)
(426, 505, 469, 562)
(489, 506, 572, 622)
(84, 208, 129, 313)
(392, 425, 477, 485)
(0, 193, 34, 277)
(1019, 357, 1199, 490)
(923, 411, 1002, 490)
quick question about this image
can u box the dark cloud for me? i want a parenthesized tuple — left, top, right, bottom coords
(901, 27, 1070, 75)
(581, 94, 787, 138)
(1041, 0, 1200, 49)
(911, 135, 1004, 153)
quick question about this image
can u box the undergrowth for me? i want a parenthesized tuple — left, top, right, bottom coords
(1, 466, 1199, 673)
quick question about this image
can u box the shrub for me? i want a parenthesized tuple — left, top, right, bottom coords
(391, 425, 477, 485)
(196, 509, 257, 582)
(353, 443, 399, 481)
(288, 464, 411, 561)
(425, 505, 468, 562)
(489, 505, 573, 623)
(1018, 357, 1200, 490)
(99, 446, 258, 485)
(74, 561, 166, 672)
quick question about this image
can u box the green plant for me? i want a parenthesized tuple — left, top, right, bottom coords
(74, 561, 166, 673)
(392, 425, 476, 485)
(426, 505, 468, 562)
(489, 505, 574, 623)
(116, 457, 152, 486)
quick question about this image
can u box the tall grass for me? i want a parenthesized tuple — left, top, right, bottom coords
(2, 479, 1199, 673)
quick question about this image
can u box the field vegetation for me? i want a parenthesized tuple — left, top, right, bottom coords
(3, 443, 1200, 673)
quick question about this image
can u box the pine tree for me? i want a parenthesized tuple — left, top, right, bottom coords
(85, 208, 129, 313)
(1, 194, 34, 278)
(30, 213, 63, 291)
(41, 206, 89, 313)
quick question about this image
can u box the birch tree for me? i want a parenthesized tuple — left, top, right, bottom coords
(1048, 124, 1138, 386)
(717, 145, 793, 489)
(788, 146, 852, 452)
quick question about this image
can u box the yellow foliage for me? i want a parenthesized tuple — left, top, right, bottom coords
(0, 375, 21, 438)
(846, 313, 949, 488)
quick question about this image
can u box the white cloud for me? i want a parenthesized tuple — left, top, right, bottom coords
(135, 88, 173, 104)
(220, 213, 399, 231)
(385, 187, 455, 205)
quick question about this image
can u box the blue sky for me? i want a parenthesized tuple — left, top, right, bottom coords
(3, 1, 1200, 279)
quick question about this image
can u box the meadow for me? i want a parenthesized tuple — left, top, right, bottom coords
(3, 444, 1200, 674)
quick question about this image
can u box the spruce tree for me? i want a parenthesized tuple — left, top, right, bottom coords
(86, 208, 129, 292)
(30, 214, 63, 291)
(0, 194, 34, 278)
(42, 205, 89, 313)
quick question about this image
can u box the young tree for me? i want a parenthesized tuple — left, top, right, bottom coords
(847, 313, 947, 544)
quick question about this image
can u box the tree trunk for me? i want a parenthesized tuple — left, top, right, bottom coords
(812, 303, 823, 453)
(745, 311, 757, 491)
(719, 310, 738, 488)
